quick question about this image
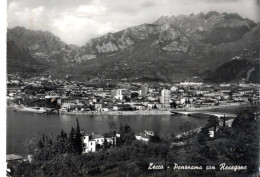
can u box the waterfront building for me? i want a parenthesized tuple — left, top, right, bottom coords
(147, 103, 155, 109)
(161, 89, 171, 108)
(155, 103, 163, 109)
(141, 84, 149, 97)
(133, 104, 146, 110)
(94, 103, 103, 111)
(111, 89, 123, 100)
(60, 102, 84, 111)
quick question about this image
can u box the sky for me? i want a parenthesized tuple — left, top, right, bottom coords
(7, 0, 260, 46)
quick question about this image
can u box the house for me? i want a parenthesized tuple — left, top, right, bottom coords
(170, 86, 178, 92)
(209, 130, 214, 138)
(6, 154, 23, 165)
(101, 107, 110, 112)
(82, 132, 117, 153)
(155, 103, 163, 109)
(113, 104, 132, 111)
(82, 133, 104, 153)
(60, 102, 84, 111)
(147, 103, 156, 109)
(220, 83, 231, 87)
(136, 134, 149, 142)
(113, 105, 119, 111)
(95, 103, 103, 111)
(135, 130, 155, 143)
(133, 104, 146, 110)
(97, 88, 103, 92)
(144, 130, 154, 136)
(6, 154, 23, 162)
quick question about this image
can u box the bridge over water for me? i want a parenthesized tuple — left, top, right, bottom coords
(171, 110, 237, 118)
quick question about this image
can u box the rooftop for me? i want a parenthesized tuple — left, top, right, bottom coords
(6, 154, 23, 161)
(90, 134, 104, 139)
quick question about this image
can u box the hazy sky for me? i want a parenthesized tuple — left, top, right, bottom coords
(7, 0, 260, 46)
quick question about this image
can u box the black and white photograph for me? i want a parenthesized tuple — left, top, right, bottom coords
(4, 0, 260, 176)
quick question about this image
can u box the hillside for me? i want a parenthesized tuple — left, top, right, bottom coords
(7, 41, 48, 73)
(7, 12, 259, 82)
(205, 48, 260, 84)
(7, 26, 78, 66)
(73, 12, 259, 81)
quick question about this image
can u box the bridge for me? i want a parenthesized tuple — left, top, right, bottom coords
(171, 110, 237, 118)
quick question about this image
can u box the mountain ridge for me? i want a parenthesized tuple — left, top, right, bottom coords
(7, 11, 260, 82)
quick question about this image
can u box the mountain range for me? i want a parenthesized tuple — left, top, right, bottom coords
(7, 11, 260, 82)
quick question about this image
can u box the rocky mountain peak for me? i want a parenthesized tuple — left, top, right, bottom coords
(7, 12, 259, 82)
(153, 16, 170, 25)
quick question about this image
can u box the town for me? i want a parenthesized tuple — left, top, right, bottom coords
(7, 74, 259, 115)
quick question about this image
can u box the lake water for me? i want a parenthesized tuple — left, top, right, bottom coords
(7, 107, 242, 156)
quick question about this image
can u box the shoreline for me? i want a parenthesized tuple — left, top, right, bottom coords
(7, 102, 249, 115)
(59, 110, 172, 115)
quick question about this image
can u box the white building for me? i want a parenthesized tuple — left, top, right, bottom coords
(82, 133, 104, 153)
(135, 130, 155, 143)
(209, 131, 214, 138)
(82, 133, 116, 153)
(60, 102, 84, 111)
(179, 82, 203, 86)
(170, 86, 178, 92)
(161, 89, 171, 107)
(111, 89, 124, 100)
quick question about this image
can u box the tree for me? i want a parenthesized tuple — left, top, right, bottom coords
(161, 123, 176, 177)
(171, 101, 177, 109)
(54, 129, 68, 154)
(112, 130, 117, 147)
(149, 133, 161, 143)
(223, 114, 226, 127)
(179, 121, 192, 135)
(248, 97, 253, 105)
(153, 104, 157, 109)
(75, 118, 83, 154)
(208, 116, 219, 133)
(34, 134, 55, 161)
(103, 138, 109, 149)
(69, 127, 76, 153)
(226, 107, 259, 173)
(119, 124, 136, 145)
(197, 127, 209, 145)
(131, 92, 139, 99)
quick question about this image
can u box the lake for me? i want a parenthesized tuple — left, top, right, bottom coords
(7, 106, 242, 156)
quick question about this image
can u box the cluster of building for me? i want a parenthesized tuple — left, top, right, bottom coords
(81, 130, 155, 153)
(7, 74, 259, 113)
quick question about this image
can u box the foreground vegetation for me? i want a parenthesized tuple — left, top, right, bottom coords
(8, 106, 259, 177)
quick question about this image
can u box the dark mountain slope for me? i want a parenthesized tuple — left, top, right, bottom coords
(7, 26, 78, 66)
(205, 58, 260, 83)
(7, 41, 48, 73)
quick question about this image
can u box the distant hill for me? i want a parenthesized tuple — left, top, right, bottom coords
(7, 12, 260, 82)
(7, 26, 78, 66)
(7, 41, 48, 73)
(205, 57, 260, 83)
